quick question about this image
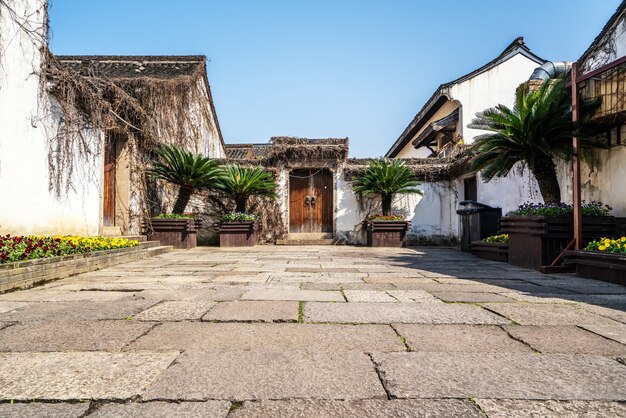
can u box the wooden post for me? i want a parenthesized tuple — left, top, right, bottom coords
(571, 62, 582, 249)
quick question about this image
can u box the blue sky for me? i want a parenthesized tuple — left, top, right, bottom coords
(49, 0, 620, 157)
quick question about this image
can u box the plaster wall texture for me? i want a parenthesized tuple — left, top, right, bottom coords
(0, 0, 101, 236)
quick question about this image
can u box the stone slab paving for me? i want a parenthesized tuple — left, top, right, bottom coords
(231, 399, 482, 417)
(242, 288, 345, 302)
(343, 290, 398, 303)
(431, 291, 514, 303)
(393, 324, 533, 353)
(143, 350, 386, 401)
(0, 245, 625, 416)
(0, 351, 179, 400)
(475, 399, 626, 418)
(372, 352, 626, 400)
(504, 325, 626, 355)
(0, 300, 156, 322)
(87, 401, 231, 418)
(0, 320, 154, 351)
(127, 322, 405, 352)
(135, 301, 216, 321)
(202, 300, 299, 322)
(304, 301, 509, 324)
(0, 402, 90, 418)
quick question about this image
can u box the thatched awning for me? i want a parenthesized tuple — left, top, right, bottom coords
(344, 154, 471, 182)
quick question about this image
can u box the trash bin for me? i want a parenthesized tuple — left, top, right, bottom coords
(456, 200, 502, 252)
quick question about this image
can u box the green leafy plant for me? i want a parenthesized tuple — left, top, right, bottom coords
(586, 236, 626, 253)
(510, 201, 612, 217)
(367, 214, 405, 221)
(217, 165, 277, 213)
(147, 144, 223, 214)
(484, 234, 509, 243)
(154, 213, 195, 219)
(352, 159, 421, 216)
(222, 212, 256, 222)
(469, 78, 592, 204)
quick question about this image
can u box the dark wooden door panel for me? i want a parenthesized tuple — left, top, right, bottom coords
(289, 169, 333, 234)
(289, 170, 310, 233)
(103, 132, 116, 227)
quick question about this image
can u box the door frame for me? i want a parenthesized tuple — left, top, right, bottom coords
(287, 167, 336, 236)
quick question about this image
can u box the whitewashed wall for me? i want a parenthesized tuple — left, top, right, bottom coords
(0, 0, 102, 236)
(335, 168, 459, 244)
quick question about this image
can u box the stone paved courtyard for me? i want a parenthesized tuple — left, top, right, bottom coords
(0, 246, 625, 417)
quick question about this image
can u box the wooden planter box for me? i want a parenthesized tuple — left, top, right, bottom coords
(500, 215, 621, 270)
(219, 221, 257, 247)
(470, 241, 508, 262)
(364, 220, 409, 247)
(148, 218, 198, 249)
(565, 250, 626, 285)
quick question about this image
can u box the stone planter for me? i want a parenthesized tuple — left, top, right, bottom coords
(499, 215, 622, 270)
(564, 250, 626, 285)
(364, 220, 409, 247)
(470, 241, 508, 262)
(219, 221, 257, 247)
(148, 218, 198, 249)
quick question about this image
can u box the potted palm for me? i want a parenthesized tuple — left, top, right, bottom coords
(146, 144, 222, 249)
(469, 78, 619, 270)
(216, 165, 277, 247)
(352, 159, 422, 247)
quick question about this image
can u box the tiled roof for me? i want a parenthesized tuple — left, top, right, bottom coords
(225, 144, 270, 160)
(55, 55, 206, 79)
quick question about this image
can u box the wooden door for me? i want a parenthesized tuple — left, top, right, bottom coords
(103, 132, 116, 227)
(289, 169, 333, 233)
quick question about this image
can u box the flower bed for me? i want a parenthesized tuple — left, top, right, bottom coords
(0, 235, 139, 264)
(219, 214, 257, 247)
(511, 201, 612, 217)
(363, 219, 409, 247)
(367, 214, 405, 221)
(148, 217, 199, 250)
(471, 234, 508, 262)
(565, 237, 626, 285)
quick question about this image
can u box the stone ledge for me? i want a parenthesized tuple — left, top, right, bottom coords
(0, 243, 172, 293)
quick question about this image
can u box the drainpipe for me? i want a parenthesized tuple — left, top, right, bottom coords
(529, 61, 572, 81)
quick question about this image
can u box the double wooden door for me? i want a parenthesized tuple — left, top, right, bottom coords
(289, 169, 333, 234)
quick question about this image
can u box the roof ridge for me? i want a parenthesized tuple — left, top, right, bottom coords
(56, 55, 206, 62)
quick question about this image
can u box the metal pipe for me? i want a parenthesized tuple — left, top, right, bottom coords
(571, 62, 582, 250)
(529, 61, 572, 81)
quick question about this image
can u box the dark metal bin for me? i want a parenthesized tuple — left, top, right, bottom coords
(456, 200, 502, 252)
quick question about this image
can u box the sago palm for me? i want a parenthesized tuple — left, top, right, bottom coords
(147, 144, 222, 214)
(352, 158, 422, 216)
(468, 78, 576, 204)
(218, 165, 277, 213)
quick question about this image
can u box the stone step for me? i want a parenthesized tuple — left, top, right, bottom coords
(144, 245, 174, 257)
(275, 238, 348, 246)
(139, 240, 162, 249)
(118, 235, 148, 242)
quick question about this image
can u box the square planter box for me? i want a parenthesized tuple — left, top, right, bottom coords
(565, 250, 626, 285)
(219, 221, 257, 247)
(147, 218, 198, 250)
(500, 215, 622, 271)
(363, 220, 409, 247)
(470, 241, 508, 262)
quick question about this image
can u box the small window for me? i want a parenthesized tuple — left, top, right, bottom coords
(464, 177, 477, 201)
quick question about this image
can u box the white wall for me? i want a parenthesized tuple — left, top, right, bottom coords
(335, 168, 459, 244)
(0, 0, 101, 236)
(450, 53, 541, 144)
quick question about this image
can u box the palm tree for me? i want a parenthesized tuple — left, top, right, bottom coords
(147, 144, 222, 214)
(352, 158, 422, 216)
(468, 78, 577, 204)
(218, 165, 277, 213)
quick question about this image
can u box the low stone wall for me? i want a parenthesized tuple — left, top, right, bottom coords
(0, 243, 170, 293)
